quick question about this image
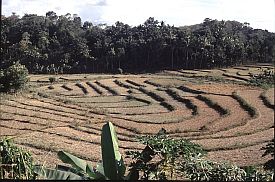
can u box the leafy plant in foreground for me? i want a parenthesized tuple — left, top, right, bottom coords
(261, 138, 274, 170)
(127, 130, 274, 181)
(34, 122, 126, 180)
(180, 153, 246, 181)
(33, 124, 274, 181)
(0, 138, 34, 179)
(126, 130, 206, 180)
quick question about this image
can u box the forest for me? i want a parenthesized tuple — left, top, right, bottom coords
(1, 11, 275, 74)
(0, 11, 275, 181)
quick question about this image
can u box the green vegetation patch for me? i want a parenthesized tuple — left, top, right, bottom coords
(75, 82, 89, 94)
(95, 81, 119, 95)
(196, 95, 230, 116)
(260, 91, 275, 109)
(232, 91, 258, 117)
(145, 78, 187, 88)
(0, 138, 34, 179)
(138, 87, 175, 111)
(165, 89, 198, 115)
(0, 63, 29, 93)
(249, 69, 275, 89)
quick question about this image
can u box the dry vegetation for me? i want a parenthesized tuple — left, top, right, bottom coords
(0, 64, 274, 169)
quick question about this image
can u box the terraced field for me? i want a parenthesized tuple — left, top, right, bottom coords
(0, 64, 274, 168)
(164, 63, 274, 83)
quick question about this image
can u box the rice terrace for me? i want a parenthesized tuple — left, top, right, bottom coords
(1, 63, 274, 172)
(1, 7, 275, 180)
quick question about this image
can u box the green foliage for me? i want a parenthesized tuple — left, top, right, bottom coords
(29, 123, 274, 181)
(0, 62, 29, 93)
(180, 154, 247, 181)
(101, 122, 126, 180)
(260, 91, 275, 109)
(34, 165, 84, 180)
(181, 156, 273, 181)
(48, 77, 56, 83)
(196, 94, 229, 116)
(138, 87, 175, 111)
(232, 91, 258, 117)
(2, 12, 275, 73)
(261, 138, 274, 170)
(178, 85, 205, 94)
(34, 122, 126, 180)
(249, 69, 275, 88)
(127, 131, 274, 181)
(0, 138, 34, 179)
(126, 131, 206, 180)
(137, 132, 206, 158)
(242, 166, 274, 181)
(166, 89, 198, 115)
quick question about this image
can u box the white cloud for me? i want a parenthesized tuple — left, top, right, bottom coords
(2, 0, 275, 32)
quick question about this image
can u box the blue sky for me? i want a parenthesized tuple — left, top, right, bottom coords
(3, 0, 275, 32)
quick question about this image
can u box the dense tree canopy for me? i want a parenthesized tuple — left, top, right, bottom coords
(1, 12, 274, 74)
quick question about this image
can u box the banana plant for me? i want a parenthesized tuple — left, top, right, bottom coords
(101, 121, 126, 180)
(34, 122, 126, 180)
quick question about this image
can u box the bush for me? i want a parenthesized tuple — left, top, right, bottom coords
(261, 138, 274, 170)
(126, 131, 207, 180)
(0, 138, 34, 179)
(249, 69, 275, 88)
(180, 154, 246, 181)
(48, 77, 56, 83)
(127, 131, 274, 181)
(0, 62, 29, 92)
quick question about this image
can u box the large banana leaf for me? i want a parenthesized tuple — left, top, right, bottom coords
(101, 122, 126, 180)
(57, 151, 97, 179)
(34, 165, 83, 180)
(95, 162, 107, 179)
(58, 151, 87, 171)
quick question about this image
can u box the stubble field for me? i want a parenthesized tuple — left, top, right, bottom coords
(0, 63, 274, 168)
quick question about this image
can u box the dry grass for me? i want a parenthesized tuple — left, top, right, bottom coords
(1, 64, 274, 169)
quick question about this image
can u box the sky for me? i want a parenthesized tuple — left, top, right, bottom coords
(2, 0, 275, 32)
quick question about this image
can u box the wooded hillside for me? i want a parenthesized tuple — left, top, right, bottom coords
(1, 12, 274, 73)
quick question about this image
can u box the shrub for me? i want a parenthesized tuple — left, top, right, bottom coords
(48, 77, 56, 83)
(0, 62, 29, 92)
(127, 131, 274, 181)
(180, 154, 246, 181)
(249, 69, 275, 88)
(0, 138, 34, 179)
(261, 138, 274, 170)
(126, 131, 207, 180)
